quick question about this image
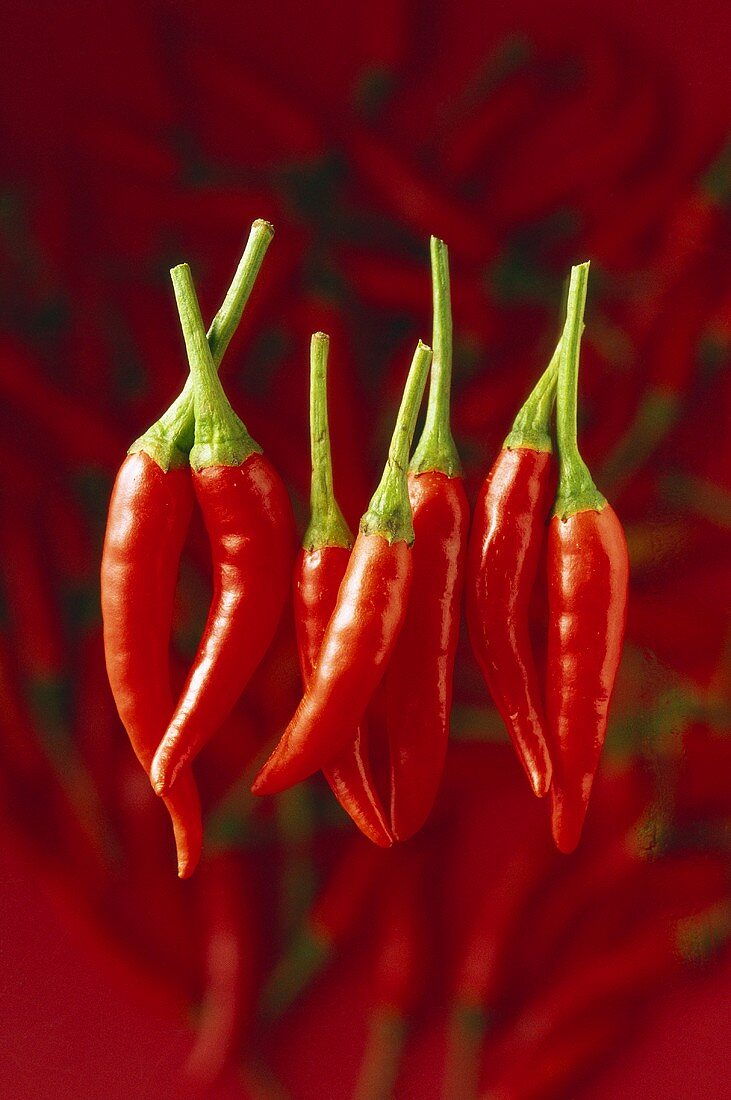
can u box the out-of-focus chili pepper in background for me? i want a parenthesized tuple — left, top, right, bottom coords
(1, 1, 729, 1096)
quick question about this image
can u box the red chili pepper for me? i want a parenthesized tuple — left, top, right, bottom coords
(547, 263, 629, 853)
(251, 338, 432, 796)
(466, 341, 560, 797)
(0, 336, 123, 469)
(184, 851, 254, 1089)
(385, 237, 468, 839)
(295, 332, 392, 847)
(353, 852, 426, 1100)
(345, 129, 496, 263)
(444, 832, 548, 1100)
(151, 259, 295, 795)
(260, 836, 385, 1020)
(103, 220, 275, 876)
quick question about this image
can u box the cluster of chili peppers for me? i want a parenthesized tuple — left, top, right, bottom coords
(2, 3, 730, 1096)
(101, 214, 627, 872)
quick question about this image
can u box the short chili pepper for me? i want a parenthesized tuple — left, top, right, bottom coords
(547, 261, 629, 853)
(294, 331, 392, 847)
(465, 340, 561, 797)
(251, 338, 433, 796)
(384, 236, 469, 840)
(151, 263, 295, 795)
(102, 219, 274, 876)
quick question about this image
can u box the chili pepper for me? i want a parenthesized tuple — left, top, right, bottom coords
(346, 129, 496, 263)
(185, 46, 324, 169)
(487, 1007, 627, 1100)
(465, 342, 560, 797)
(184, 851, 253, 1089)
(260, 836, 385, 1020)
(294, 331, 392, 847)
(151, 260, 295, 794)
(444, 833, 548, 1100)
(0, 336, 123, 468)
(547, 262, 629, 853)
(275, 782, 318, 939)
(0, 503, 110, 860)
(251, 337, 432, 796)
(112, 760, 198, 986)
(102, 219, 275, 876)
(384, 237, 468, 840)
(353, 852, 426, 1100)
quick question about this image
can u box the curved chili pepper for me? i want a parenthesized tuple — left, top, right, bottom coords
(547, 262, 629, 853)
(295, 332, 392, 847)
(102, 219, 274, 876)
(465, 342, 560, 797)
(251, 338, 432, 797)
(385, 237, 468, 840)
(151, 261, 295, 795)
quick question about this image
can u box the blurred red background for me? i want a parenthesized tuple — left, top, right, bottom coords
(0, 1, 729, 1097)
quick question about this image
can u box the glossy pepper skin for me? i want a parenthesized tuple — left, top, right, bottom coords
(101, 454, 201, 877)
(101, 221, 274, 875)
(547, 506, 629, 852)
(466, 347, 560, 799)
(151, 264, 294, 796)
(548, 262, 629, 853)
(295, 545, 392, 847)
(385, 237, 469, 841)
(251, 339, 433, 797)
(292, 332, 392, 847)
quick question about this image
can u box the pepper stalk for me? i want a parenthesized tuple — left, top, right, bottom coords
(410, 236, 461, 477)
(170, 263, 262, 471)
(554, 261, 607, 519)
(130, 219, 273, 470)
(303, 332, 353, 551)
(361, 341, 432, 543)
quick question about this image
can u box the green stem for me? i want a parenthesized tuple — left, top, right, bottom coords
(303, 333, 353, 551)
(170, 264, 261, 470)
(504, 337, 561, 452)
(361, 340, 432, 544)
(554, 261, 606, 519)
(130, 219, 274, 469)
(410, 236, 461, 476)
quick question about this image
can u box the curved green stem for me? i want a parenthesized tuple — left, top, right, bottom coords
(130, 219, 274, 469)
(554, 261, 606, 519)
(410, 236, 461, 476)
(504, 337, 561, 452)
(171, 264, 261, 470)
(361, 341, 432, 544)
(303, 333, 353, 551)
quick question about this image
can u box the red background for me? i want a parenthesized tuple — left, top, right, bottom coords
(1, 1, 729, 1097)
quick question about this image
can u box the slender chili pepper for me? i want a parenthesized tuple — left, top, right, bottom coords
(465, 343, 560, 797)
(353, 852, 426, 1100)
(251, 338, 432, 797)
(444, 836, 548, 1100)
(184, 851, 253, 1089)
(259, 836, 385, 1020)
(295, 331, 392, 847)
(385, 237, 468, 840)
(0, 336, 123, 468)
(547, 262, 629, 853)
(346, 130, 496, 262)
(102, 219, 274, 876)
(0, 505, 108, 856)
(151, 262, 295, 795)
